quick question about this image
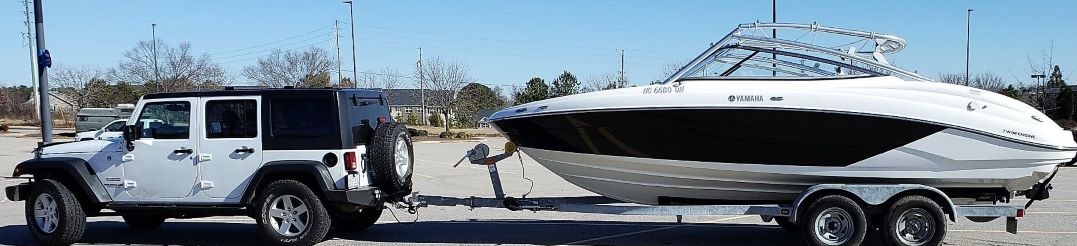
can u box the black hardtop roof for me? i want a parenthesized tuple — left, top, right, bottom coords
(142, 88, 385, 100)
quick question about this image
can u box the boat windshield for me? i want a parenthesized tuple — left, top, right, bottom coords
(665, 23, 931, 83)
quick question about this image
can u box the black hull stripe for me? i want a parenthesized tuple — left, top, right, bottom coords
(492, 106, 1075, 151)
(493, 108, 947, 167)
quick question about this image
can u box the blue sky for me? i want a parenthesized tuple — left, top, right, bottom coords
(2, 0, 1074, 90)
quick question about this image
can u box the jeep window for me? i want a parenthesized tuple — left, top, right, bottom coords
(271, 98, 333, 138)
(206, 100, 257, 138)
(137, 101, 191, 139)
(103, 120, 126, 132)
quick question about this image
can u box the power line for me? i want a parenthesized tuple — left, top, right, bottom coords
(217, 38, 334, 64)
(214, 33, 334, 61)
(357, 24, 692, 55)
(208, 23, 335, 56)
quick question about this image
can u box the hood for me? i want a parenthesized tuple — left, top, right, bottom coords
(40, 139, 124, 156)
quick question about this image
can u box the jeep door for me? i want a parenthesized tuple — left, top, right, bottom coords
(197, 97, 263, 201)
(122, 98, 200, 201)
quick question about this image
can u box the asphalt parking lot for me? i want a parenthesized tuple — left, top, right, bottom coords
(1, 129, 1077, 245)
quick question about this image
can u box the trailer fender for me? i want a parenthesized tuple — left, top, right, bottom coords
(789, 184, 957, 224)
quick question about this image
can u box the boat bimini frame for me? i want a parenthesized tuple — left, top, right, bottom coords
(663, 22, 933, 83)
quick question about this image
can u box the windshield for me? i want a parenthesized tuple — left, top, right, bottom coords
(680, 45, 883, 79)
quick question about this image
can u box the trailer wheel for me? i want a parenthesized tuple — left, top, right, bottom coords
(801, 195, 867, 246)
(880, 195, 947, 246)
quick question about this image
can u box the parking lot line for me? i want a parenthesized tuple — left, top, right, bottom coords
(413, 172, 436, 179)
(950, 229, 1077, 234)
(560, 215, 755, 245)
(415, 158, 519, 175)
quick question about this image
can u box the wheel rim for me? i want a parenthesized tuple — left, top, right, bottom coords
(33, 193, 59, 234)
(267, 195, 309, 237)
(394, 135, 411, 180)
(814, 207, 854, 245)
(895, 208, 935, 246)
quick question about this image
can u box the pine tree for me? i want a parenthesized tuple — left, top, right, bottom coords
(513, 78, 549, 105)
(549, 71, 580, 98)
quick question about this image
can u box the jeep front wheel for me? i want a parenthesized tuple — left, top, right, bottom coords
(25, 179, 86, 246)
(256, 180, 330, 246)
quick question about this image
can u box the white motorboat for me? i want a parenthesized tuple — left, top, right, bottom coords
(485, 23, 1077, 205)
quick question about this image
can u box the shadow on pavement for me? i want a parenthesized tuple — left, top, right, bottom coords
(0, 219, 889, 245)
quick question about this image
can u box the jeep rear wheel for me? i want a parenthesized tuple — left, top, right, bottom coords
(369, 122, 414, 197)
(256, 180, 330, 246)
(25, 179, 86, 246)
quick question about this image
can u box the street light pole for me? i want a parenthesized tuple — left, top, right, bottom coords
(965, 9, 972, 86)
(772, 0, 777, 77)
(344, 1, 358, 88)
(33, 0, 52, 143)
(152, 23, 159, 84)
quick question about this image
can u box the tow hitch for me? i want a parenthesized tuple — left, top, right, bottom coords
(1023, 165, 1061, 209)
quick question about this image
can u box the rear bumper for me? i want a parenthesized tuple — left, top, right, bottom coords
(5, 183, 30, 201)
(323, 187, 382, 206)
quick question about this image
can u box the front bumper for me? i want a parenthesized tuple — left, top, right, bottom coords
(323, 187, 382, 206)
(5, 183, 30, 201)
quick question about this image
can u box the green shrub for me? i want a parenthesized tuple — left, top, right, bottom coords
(429, 114, 443, 127)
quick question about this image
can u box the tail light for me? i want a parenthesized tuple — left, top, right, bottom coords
(344, 152, 357, 171)
(1016, 209, 1025, 218)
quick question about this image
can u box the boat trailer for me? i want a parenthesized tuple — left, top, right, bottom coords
(401, 143, 1036, 245)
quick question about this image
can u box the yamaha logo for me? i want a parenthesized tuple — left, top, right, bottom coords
(728, 95, 764, 102)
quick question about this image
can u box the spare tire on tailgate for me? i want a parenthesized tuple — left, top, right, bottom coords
(367, 122, 414, 197)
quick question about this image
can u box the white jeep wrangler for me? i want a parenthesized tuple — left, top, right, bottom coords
(5, 88, 415, 246)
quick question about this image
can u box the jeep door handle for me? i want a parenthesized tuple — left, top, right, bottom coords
(234, 147, 255, 154)
(173, 148, 194, 155)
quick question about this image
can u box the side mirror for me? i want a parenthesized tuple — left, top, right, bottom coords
(122, 124, 141, 150)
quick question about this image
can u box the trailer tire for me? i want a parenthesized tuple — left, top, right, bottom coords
(801, 195, 867, 246)
(880, 195, 947, 246)
(368, 122, 414, 197)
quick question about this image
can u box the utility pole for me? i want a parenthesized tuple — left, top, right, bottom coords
(418, 47, 426, 125)
(33, 0, 52, 143)
(344, 1, 358, 88)
(23, 0, 40, 122)
(152, 23, 159, 84)
(965, 9, 973, 86)
(619, 49, 625, 88)
(335, 20, 343, 85)
(772, 0, 777, 77)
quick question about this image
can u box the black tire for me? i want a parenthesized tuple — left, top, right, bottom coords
(774, 216, 798, 231)
(24, 179, 86, 246)
(256, 180, 331, 246)
(368, 122, 414, 197)
(801, 195, 867, 246)
(879, 195, 947, 246)
(121, 214, 166, 229)
(331, 205, 383, 232)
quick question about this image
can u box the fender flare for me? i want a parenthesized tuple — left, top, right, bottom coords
(13, 157, 112, 203)
(240, 160, 336, 205)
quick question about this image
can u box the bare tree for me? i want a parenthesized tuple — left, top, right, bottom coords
(357, 67, 404, 90)
(1014, 43, 1059, 112)
(490, 86, 511, 107)
(582, 73, 624, 92)
(652, 60, 687, 84)
(52, 65, 109, 109)
(971, 72, 1007, 93)
(111, 40, 230, 93)
(414, 57, 472, 132)
(937, 72, 1006, 93)
(243, 47, 336, 88)
(937, 73, 965, 85)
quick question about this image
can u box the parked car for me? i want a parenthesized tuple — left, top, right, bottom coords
(5, 88, 413, 246)
(74, 119, 162, 141)
(74, 104, 135, 132)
